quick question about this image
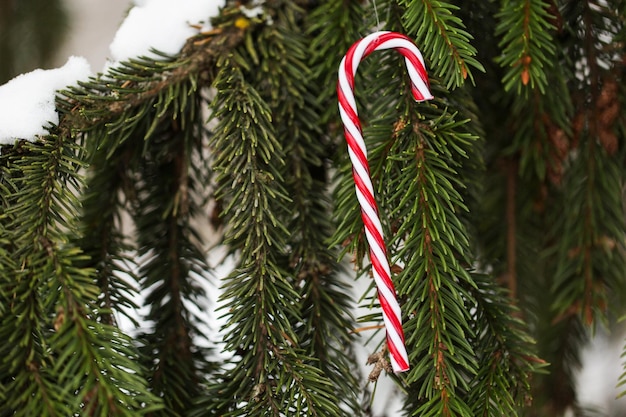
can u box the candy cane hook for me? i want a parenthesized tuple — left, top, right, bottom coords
(337, 31, 433, 373)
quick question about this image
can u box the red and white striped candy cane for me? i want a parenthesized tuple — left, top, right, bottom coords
(337, 31, 433, 373)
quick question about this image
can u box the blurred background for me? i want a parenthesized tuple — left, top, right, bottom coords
(1, 1, 626, 415)
(54, 0, 127, 71)
(0, 0, 127, 84)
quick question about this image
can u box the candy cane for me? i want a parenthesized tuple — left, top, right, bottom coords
(337, 31, 433, 373)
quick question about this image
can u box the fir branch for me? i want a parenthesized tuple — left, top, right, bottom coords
(509, 74, 573, 182)
(202, 4, 353, 414)
(77, 144, 141, 327)
(467, 273, 545, 416)
(395, 109, 478, 417)
(0, 138, 89, 417)
(54, 20, 223, 414)
(56, 23, 247, 138)
(495, 0, 558, 94)
(549, 0, 626, 328)
(207, 52, 342, 416)
(128, 82, 211, 416)
(0, 264, 65, 416)
(479, 1, 626, 413)
(550, 148, 626, 326)
(272, 3, 363, 412)
(47, 11, 256, 417)
(0, 136, 160, 416)
(400, 0, 484, 89)
(307, 0, 365, 125)
(0, 235, 10, 408)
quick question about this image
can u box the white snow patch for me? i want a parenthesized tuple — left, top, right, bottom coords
(576, 329, 626, 415)
(239, 0, 273, 25)
(0, 56, 92, 144)
(109, 0, 223, 63)
(239, 5, 264, 19)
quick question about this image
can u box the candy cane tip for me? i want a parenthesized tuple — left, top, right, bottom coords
(391, 358, 410, 373)
(412, 89, 434, 103)
(395, 365, 410, 373)
(415, 95, 435, 103)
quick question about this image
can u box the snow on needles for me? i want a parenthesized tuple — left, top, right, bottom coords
(109, 0, 223, 63)
(0, 56, 92, 144)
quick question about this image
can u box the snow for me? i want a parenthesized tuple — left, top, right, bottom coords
(109, 0, 224, 63)
(239, 5, 264, 19)
(238, 1, 272, 25)
(0, 56, 92, 144)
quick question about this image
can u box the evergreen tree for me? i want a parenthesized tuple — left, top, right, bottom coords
(1, 1, 625, 416)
